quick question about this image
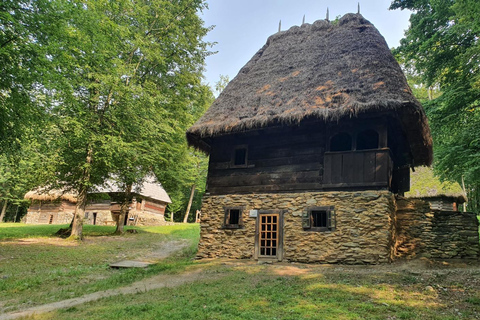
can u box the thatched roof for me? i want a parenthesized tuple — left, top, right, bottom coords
(187, 13, 432, 166)
(24, 177, 171, 204)
(24, 188, 78, 203)
(92, 176, 172, 204)
(406, 167, 467, 203)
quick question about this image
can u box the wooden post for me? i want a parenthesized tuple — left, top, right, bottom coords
(462, 175, 467, 212)
(183, 184, 196, 223)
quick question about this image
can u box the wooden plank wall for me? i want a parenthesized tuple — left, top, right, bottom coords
(323, 149, 392, 188)
(207, 125, 326, 194)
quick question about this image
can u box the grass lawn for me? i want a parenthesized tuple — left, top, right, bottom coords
(0, 223, 199, 313)
(1, 223, 480, 320)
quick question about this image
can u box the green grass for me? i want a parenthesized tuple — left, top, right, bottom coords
(0, 223, 120, 239)
(25, 265, 480, 320)
(2, 223, 480, 320)
(0, 223, 200, 313)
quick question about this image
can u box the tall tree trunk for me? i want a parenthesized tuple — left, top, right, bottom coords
(13, 205, 19, 223)
(170, 210, 174, 223)
(461, 175, 467, 212)
(0, 200, 7, 223)
(115, 184, 132, 235)
(183, 184, 195, 223)
(69, 148, 93, 240)
(70, 187, 87, 240)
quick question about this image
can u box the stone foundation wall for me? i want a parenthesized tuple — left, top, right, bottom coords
(129, 210, 168, 226)
(198, 191, 396, 264)
(396, 197, 479, 259)
(24, 210, 74, 224)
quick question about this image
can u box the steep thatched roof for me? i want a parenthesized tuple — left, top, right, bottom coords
(24, 177, 171, 204)
(187, 13, 432, 166)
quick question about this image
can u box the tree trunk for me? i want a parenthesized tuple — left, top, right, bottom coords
(183, 184, 195, 223)
(171, 210, 174, 223)
(69, 147, 93, 240)
(115, 184, 132, 235)
(13, 205, 19, 222)
(70, 187, 87, 240)
(461, 175, 467, 212)
(0, 200, 7, 223)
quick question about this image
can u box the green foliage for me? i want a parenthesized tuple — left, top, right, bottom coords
(391, 0, 480, 212)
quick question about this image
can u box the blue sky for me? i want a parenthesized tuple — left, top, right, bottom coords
(200, 0, 412, 90)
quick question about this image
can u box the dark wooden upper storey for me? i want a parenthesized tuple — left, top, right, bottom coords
(205, 116, 410, 195)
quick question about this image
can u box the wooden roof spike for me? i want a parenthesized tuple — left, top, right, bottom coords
(278, 20, 281, 32)
(326, 8, 329, 21)
(302, 15, 305, 25)
(358, 2, 360, 14)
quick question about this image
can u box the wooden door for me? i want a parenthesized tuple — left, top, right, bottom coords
(256, 211, 283, 260)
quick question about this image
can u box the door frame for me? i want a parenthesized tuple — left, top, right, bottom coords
(254, 210, 285, 261)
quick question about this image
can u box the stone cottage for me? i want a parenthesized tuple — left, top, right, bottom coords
(24, 177, 172, 226)
(187, 13, 479, 263)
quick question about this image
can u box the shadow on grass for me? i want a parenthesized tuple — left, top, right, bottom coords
(32, 265, 479, 320)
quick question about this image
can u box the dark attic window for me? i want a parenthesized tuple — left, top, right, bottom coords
(223, 207, 243, 229)
(330, 132, 352, 152)
(302, 206, 336, 232)
(232, 145, 248, 167)
(357, 129, 379, 150)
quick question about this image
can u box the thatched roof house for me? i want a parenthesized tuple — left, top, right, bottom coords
(183, 13, 474, 265)
(24, 177, 171, 204)
(187, 13, 432, 166)
(24, 177, 171, 226)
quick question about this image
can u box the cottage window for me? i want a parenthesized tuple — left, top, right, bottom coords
(223, 207, 244, 229)
(302, 206, 335, 231)
(357, 129, 379, 150)
(330, 133, 352, 151)
(232, 146, 248, 166)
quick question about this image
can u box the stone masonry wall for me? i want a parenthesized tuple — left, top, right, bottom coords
(396, 197, 479, 259)
(198, 191, 396, 264)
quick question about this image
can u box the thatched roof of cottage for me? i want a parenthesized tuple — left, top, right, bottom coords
(24, 188, 78, 203)
(406, 167, 467, 203)
(24, 176, 171, 204)
(92, 176, 172, 204)
(187, 13, 432, 166)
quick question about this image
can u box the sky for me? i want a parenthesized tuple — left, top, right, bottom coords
(199, 0, 412, 90)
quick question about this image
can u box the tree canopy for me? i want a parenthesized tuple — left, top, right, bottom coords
(391, 0, 480, 212)
(1, 0, 213, 229)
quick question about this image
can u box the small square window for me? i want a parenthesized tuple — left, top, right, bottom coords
(232, 145, 248, 167)
(303, 206, 335, 232)
(223, 207, 244, 229)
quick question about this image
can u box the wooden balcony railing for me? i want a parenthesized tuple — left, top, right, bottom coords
(323, 148, 392, 189)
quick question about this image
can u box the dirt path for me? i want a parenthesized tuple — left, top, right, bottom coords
(0, 238, 199, 320)
(0, 268, 209, 320)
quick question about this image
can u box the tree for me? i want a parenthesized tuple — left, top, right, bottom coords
(29, 0, 212, 238)
(0, 0, 63, 155)
(391, 0, 480, 212)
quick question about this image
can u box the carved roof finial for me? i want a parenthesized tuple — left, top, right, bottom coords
(278, 20, 281, 32)
(302, 14, 305, 25)
(326, 8, 329, 21)
(358, 2, 360, 14)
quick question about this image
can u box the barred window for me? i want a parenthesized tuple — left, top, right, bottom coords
(223, 207, 244, 229)
(302, 206, 336, 232)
